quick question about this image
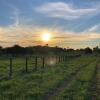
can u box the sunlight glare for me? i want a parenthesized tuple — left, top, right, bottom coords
(42, 32, 51, 42)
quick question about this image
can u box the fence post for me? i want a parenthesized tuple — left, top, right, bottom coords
(64, 56, 66, 61)
(25, 57, 28, 72)
(56, 55, 58, 64)
(63, 56, 64, 61)
(65, 56, 67, 61)
(59, 56, 60, 62)
(42, 56, 45, 69)
(9, 58, 12, 77)
(35, 56, 37, 70)
(61, 56, 63, 62)
(60, 56, 62, 62)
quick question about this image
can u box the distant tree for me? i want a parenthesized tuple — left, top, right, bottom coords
(84, 47, 92, 54)
(76, 49, 85, 54)
(67, 48, 74, 52)
(0, 46, 2, 49)
(6, 45, 26, 56)
(93, 46, 100, 54)
(0, 46, 3, 55)
(1, 44, 79, 56)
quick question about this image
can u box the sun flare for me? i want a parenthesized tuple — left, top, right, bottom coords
(42, 32, 51, 42)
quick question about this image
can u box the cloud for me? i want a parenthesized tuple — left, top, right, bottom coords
(0, 24, 100, 48)
(0, 3, 100, 48)
(0, 24, 55, 47)
(86, 24, 100, 32)
(52, 32, 100, 48)
(34, 2, 98, 20)
(10, 8, 20, 27)
(53, 32, 100, 41)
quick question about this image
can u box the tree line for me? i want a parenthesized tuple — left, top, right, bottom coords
(0, 45, 99, 56)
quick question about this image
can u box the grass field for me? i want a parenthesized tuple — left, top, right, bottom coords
(0, 55, 99, 100)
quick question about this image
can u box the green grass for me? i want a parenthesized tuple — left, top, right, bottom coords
(96, 61, 100, 100)
(0, 55, 98, 100)
(56, 58, 98, 100)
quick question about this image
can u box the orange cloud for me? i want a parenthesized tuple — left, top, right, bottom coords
(0, 25, 100, 48)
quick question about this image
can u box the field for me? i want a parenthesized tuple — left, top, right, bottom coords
(0, 55, 99, 100)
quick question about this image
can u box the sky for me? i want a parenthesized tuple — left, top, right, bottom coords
(0, 0, 100, 49)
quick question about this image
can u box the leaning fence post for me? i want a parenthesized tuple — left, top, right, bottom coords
(9, 58, 12, 77)
(35, 56, 37, 70)
(25, 57, 28, 72)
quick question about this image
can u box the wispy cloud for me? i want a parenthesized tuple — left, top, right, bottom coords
(0, 24, 100, 48)
(0, 24, 53, 47)
(10, 7, 20, 27)
(53, 32, 100, 41)
(0, 1, 100, 48)
(34, 2, 98, 20)
(86, 23, 100, 32)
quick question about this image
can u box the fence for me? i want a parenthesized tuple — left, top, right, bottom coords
(0, 54, 80, 78)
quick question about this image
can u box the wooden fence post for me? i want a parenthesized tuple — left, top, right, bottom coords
(56, 56, 58, 64)
(9, 58, 12, 77)
(62, 56, 63, 62)
(65, 56, 67, 61)
(42, 56, 45, 69)
(35, 56, 37, 70)
(61, 56, 62, 62)
(25, 57, 28, 72)
(59, 56, 60, 62)
(64, 56, 66, 61)
(63, 56, 64, 61)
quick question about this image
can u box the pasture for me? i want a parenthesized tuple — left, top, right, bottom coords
(0, 55, 99, 100)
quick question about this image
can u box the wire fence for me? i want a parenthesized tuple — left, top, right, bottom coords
(0, 54, 80, 78)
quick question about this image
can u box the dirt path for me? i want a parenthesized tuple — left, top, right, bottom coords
(44, 62, 92, 100)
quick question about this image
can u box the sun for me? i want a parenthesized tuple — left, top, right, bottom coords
(42, 32, 51, 42)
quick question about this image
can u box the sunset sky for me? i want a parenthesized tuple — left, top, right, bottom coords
(0, 0, 100, 48)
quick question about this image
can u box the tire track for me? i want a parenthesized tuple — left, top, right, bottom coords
(88, 60, 99, 100)
(44, 61, 93, 100)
